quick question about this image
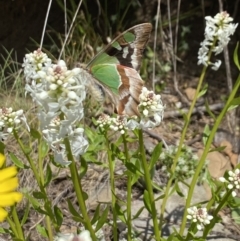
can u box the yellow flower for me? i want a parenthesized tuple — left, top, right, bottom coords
(0, 153, 22, 222)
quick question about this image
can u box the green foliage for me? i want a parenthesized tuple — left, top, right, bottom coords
(160, 145, 207, 182)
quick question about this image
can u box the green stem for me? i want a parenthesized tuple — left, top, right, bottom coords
(105, 134, 118, 241)
(13, 130, 55, 241)
(38, 140, 45, 186)
(46, 216, 53, 241)
(11, 205, 25, 240)
(13, 130, 40, 186)
(139, 129, 160, 241)
(159, 64, 208, 234)
(38, 139, 54, 240)
(123, 134, 132, 241)
(63, 137, 96, 241)
(180, 73, 240, 235)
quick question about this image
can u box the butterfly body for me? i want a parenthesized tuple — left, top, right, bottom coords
(83, 23, 152, 116)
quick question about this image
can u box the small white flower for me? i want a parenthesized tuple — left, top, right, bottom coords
(187, 206, 213, 230)
(211, 60, 222, 71)
(0, 107, 29, 139)
(54, 230, 92, 241)
(219, 168, 240, 197)
(110, 116, 128, 134)
(138, 87, 164, 129)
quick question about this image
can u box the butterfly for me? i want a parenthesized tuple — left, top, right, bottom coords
(82, 23, 153, 117)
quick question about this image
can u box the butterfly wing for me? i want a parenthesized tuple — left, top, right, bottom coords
(87, 23, 152, 116)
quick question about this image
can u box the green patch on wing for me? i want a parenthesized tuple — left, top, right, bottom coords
(88, 52, 120, 67)
(123, 32, 135, 42)
(91, 64, 120, 94)
(111, 41, 122, 50)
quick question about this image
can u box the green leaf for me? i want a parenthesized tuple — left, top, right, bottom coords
(143, 190, 152, 212)
(91, 204, 101, 225)
(54, 206, 63, 227)
(205, 99, 216, 120)
(9, 153, 28, 169)
(125, 162, 142, 175)
(36, 224, 48, 238)
(95, 206, 109, 232)
(151, 181, 163, 192)
(202, 125, 210, 146)
(233, 42, 240, 70)
(25, 193, 40, 209)
(67, 199, 81, 218)
(79, 156, 88, 178)
(209, 146, 226, 152)
(174, 182, 185, 197)
(197, 83, 208, 98)
(182, 112, 188, 123)
(40, 140, 49, 158)
(33, 191, 46, 199)
(149, 143, 162, 171)
(30, 128, 41, 140)
(21, 201, 30, 225)
(72, 215, 85, 223)
(228, 97, 240, 111)
(44, 163, 52, 187)
(132, 206, 144, 220)
(35, 207, 48, 215)
(44, 202, 54, 217)
(115, 203, 126, 223)
(0, 227, 9, 234)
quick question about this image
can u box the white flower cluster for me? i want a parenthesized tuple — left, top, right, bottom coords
(138, 87, 164, 128)
(187, 206, 213, 230)
(23, 48, 52, 84)
(54, 230, 92, 241)
(96, 114, 112, 129)
(97, 87, 164, 132)
(0, 107, 29, 140)
(160, 145, 206, 182)
(219, 168, 240, 197)
(198, 11, 238, 70)
(23, 49, 88, 165)
(97, 114, 133, 134)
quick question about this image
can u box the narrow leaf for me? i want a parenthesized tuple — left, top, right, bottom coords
(40, 140, 49, 158)
(143, 190, 152, 212)
(36, 225, 48, 238)
(54, 206, 63, 227)
(30, 128, 41, 140)
(233, 42, 240, 70)
(95, 206, 109, 232)
(202, 125, 210, 146)
(91, 204, 101, 225)
(79, 156, 88, 178)
(132, 206, 144, 220)
(9, 153, 28, 169)
(67, 199, 81, 218)
(197, 83, 208, 98)
(33, 191, 46, 199)
(44, 163, 52, 187)
(21, 201, 30, 225)
(149, 143, 162, 170)
(115, 203, 126, 223)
